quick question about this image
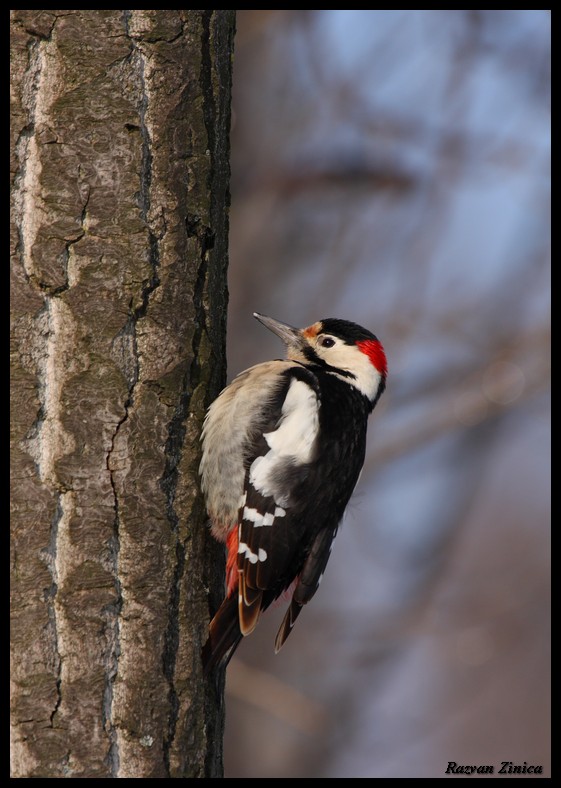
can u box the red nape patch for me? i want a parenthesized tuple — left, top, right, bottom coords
(226, 527, 239, 597)
(357, 339, 388, 377)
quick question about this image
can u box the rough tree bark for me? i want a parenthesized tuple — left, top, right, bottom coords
(10, 10, 235, 778)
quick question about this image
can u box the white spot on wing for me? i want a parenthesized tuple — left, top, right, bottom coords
(243, 509, 280, 527)
(243, 506, 264, 526)
(238, 541, 268, 563)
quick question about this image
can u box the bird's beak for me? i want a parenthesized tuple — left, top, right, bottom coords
(253, 312, 304, 349)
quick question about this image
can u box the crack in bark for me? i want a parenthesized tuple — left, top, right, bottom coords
(160, 13, 218, 749)
(44, 498, 63, 729)
(46, 187, 91, 296)
(161, 241, 210, 773)
(200, 12, 216, 162)
(122, 9, 161, 369)
(161, 179, 215, 778)
(16, 10, 60, 41)
(20, 253, 68, 755)
(104, 429, 123, 778)
(162, 541, 185, 775)
(103, 13, 164, 775)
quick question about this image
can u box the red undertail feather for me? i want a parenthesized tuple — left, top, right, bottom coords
(226, 526, 239, 596)
(202, 527, 242, 676)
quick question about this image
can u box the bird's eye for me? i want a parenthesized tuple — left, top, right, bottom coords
(319, 336, 335, 348)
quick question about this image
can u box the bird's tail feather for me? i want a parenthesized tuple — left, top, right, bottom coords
(202, 593, 243, 677)
(274, 597, 303, 653)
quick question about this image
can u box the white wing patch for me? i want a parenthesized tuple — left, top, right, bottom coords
(248, 378, 319, 506)
(264, 379, 319, 462)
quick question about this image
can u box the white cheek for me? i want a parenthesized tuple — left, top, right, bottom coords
(352, 357, 382, 401)
(320, 345, 381, 401)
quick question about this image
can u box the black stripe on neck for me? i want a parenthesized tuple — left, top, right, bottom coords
(302, 346, 356, 380)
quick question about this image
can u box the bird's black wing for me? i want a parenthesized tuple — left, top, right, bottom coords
(274, 524, 338, 651)
(237, 366, 321, 635)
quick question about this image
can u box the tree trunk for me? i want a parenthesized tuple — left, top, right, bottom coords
(10, 10, 234, 778)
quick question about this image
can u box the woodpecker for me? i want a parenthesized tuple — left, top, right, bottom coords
(200, 312, 387, 675)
